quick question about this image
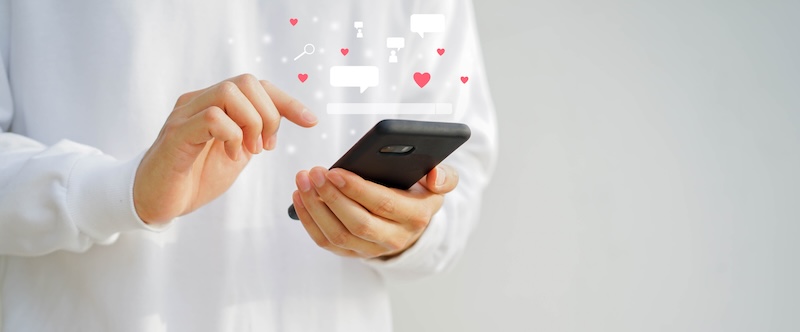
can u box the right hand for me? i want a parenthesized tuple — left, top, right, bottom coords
(134, 74, 318, 224)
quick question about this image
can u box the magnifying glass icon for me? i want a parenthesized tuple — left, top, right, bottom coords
(294, 43, 315, 61)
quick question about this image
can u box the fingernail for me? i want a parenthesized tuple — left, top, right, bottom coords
(301, 108, 318, 124)
(436, 166, 447, 187)
(257, 136, 264, 153)
(297, 172, 312, 192)
(310, 169, 326, 188)
(326, 171, 346, 188)
(266, 134, 277, 150)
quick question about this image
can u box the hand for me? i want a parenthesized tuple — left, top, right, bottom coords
(134, 74, 318, 224)
(292, 164, 459, 259)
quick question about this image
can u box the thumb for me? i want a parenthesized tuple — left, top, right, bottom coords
(420, 164, 459, 194)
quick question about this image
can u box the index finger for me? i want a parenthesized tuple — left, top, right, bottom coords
(230, 74, 280, 150)
(260, 80, 318, 128)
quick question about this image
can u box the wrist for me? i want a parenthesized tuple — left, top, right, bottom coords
(67, 151, 172, 238)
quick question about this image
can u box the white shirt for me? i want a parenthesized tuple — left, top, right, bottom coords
(0, 1, 497, 331)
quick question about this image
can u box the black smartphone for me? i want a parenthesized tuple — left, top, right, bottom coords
(288, 119, 471, 220)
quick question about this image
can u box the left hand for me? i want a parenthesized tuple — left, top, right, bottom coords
(292, 164, 459, 259)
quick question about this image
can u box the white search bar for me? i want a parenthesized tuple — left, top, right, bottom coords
(326, 103, 453, 115)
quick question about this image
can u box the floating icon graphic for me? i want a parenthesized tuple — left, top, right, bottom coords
(413, 72, 431, 88)
(327, 103, 453, 115)
(330, 66, 379, 93)
(410, 14, 445, 38)
(294, 43, 315, 61)
(354, 21, 364, 38)
(386, 37, 405, 50)
(386, 37, 405, 63)
(289, 18, 298, 26)
(298, 73, 308, 83)
(437, 48, 446, 56)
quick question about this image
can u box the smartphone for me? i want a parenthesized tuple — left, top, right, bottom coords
(288, 119, 471, 220)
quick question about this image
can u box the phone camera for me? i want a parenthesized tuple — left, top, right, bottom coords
(379, 145, 415, 154)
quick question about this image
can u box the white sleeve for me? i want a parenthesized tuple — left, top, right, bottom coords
(0, 5, 165, 256)
(363, 0, 499, 281)
(0, 136, 164, 256)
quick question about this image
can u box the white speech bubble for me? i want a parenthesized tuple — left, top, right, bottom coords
(330, 66, 379, 93)
(386, 37, 405, 51)
(410, 14, 445, 38)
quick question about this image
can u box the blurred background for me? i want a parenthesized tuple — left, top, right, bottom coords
(389, 0, 800, 331)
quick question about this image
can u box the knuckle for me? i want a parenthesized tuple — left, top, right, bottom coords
(202, 107, 224, 124)
(202, 107, 227, 127)
(319, 189, 341, 206)
(286, 98, 301, 111)
(235, 73, 259, 86)
(231, 128, 243, 142)
(348, 180, 366, 198)
(245, 117, 263, 133)
(314, 237, 332, 249)
(384, 238, 406, 252)
(344, 251, 362, 258)
(374, 196, 396, 215)
(216, 81, 239, 98)
(363, 250, 385, 260)
(264, 105, 281, 123)
(350, 221, 376, 239)
(175, 92, 194, 106)
(304, 227, 332, 249)
(329, 231, 351, 247)
(262, 113, 280, 134)
(162, 120, 182, 137)
(334, 250, 356, 258)
(408, 210, 431, 230)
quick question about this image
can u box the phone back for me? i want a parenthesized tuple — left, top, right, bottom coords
(331, 119, 471, 189)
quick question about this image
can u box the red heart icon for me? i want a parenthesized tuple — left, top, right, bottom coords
(289, 18, 298, 26)
(340, 48, 349, 56)
(414, 72, 431, 88)
(460, 76, 469, 84)
(437, 48, 445, 56)
(298, 73, 308, 83)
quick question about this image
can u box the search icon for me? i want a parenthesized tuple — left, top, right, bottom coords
(293, 43, 315, 61)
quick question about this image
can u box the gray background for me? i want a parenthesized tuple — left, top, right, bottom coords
(389, 0, 800, 331)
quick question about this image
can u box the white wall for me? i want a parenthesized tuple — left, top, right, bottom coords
(390, 0, 800, 331)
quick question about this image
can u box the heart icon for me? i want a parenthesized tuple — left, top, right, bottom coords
(298, 73, 308, 83)
(289, 18, 298, 26)
(437, 48, 445, 56)
(460, 76, 469, 84)
(413, 72, 431, 88)
(340, 48, 349, 56)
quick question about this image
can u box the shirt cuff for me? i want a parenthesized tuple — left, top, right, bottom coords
(361, 208, 449, 281)
(66, 152, 172, 243)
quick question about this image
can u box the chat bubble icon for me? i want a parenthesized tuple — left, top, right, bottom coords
(330, 66, 379, 93)
(386, 37, 405, 51)
(410, 14, 445, 38)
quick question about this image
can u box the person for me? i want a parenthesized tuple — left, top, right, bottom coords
(0, 1, 497, 331)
